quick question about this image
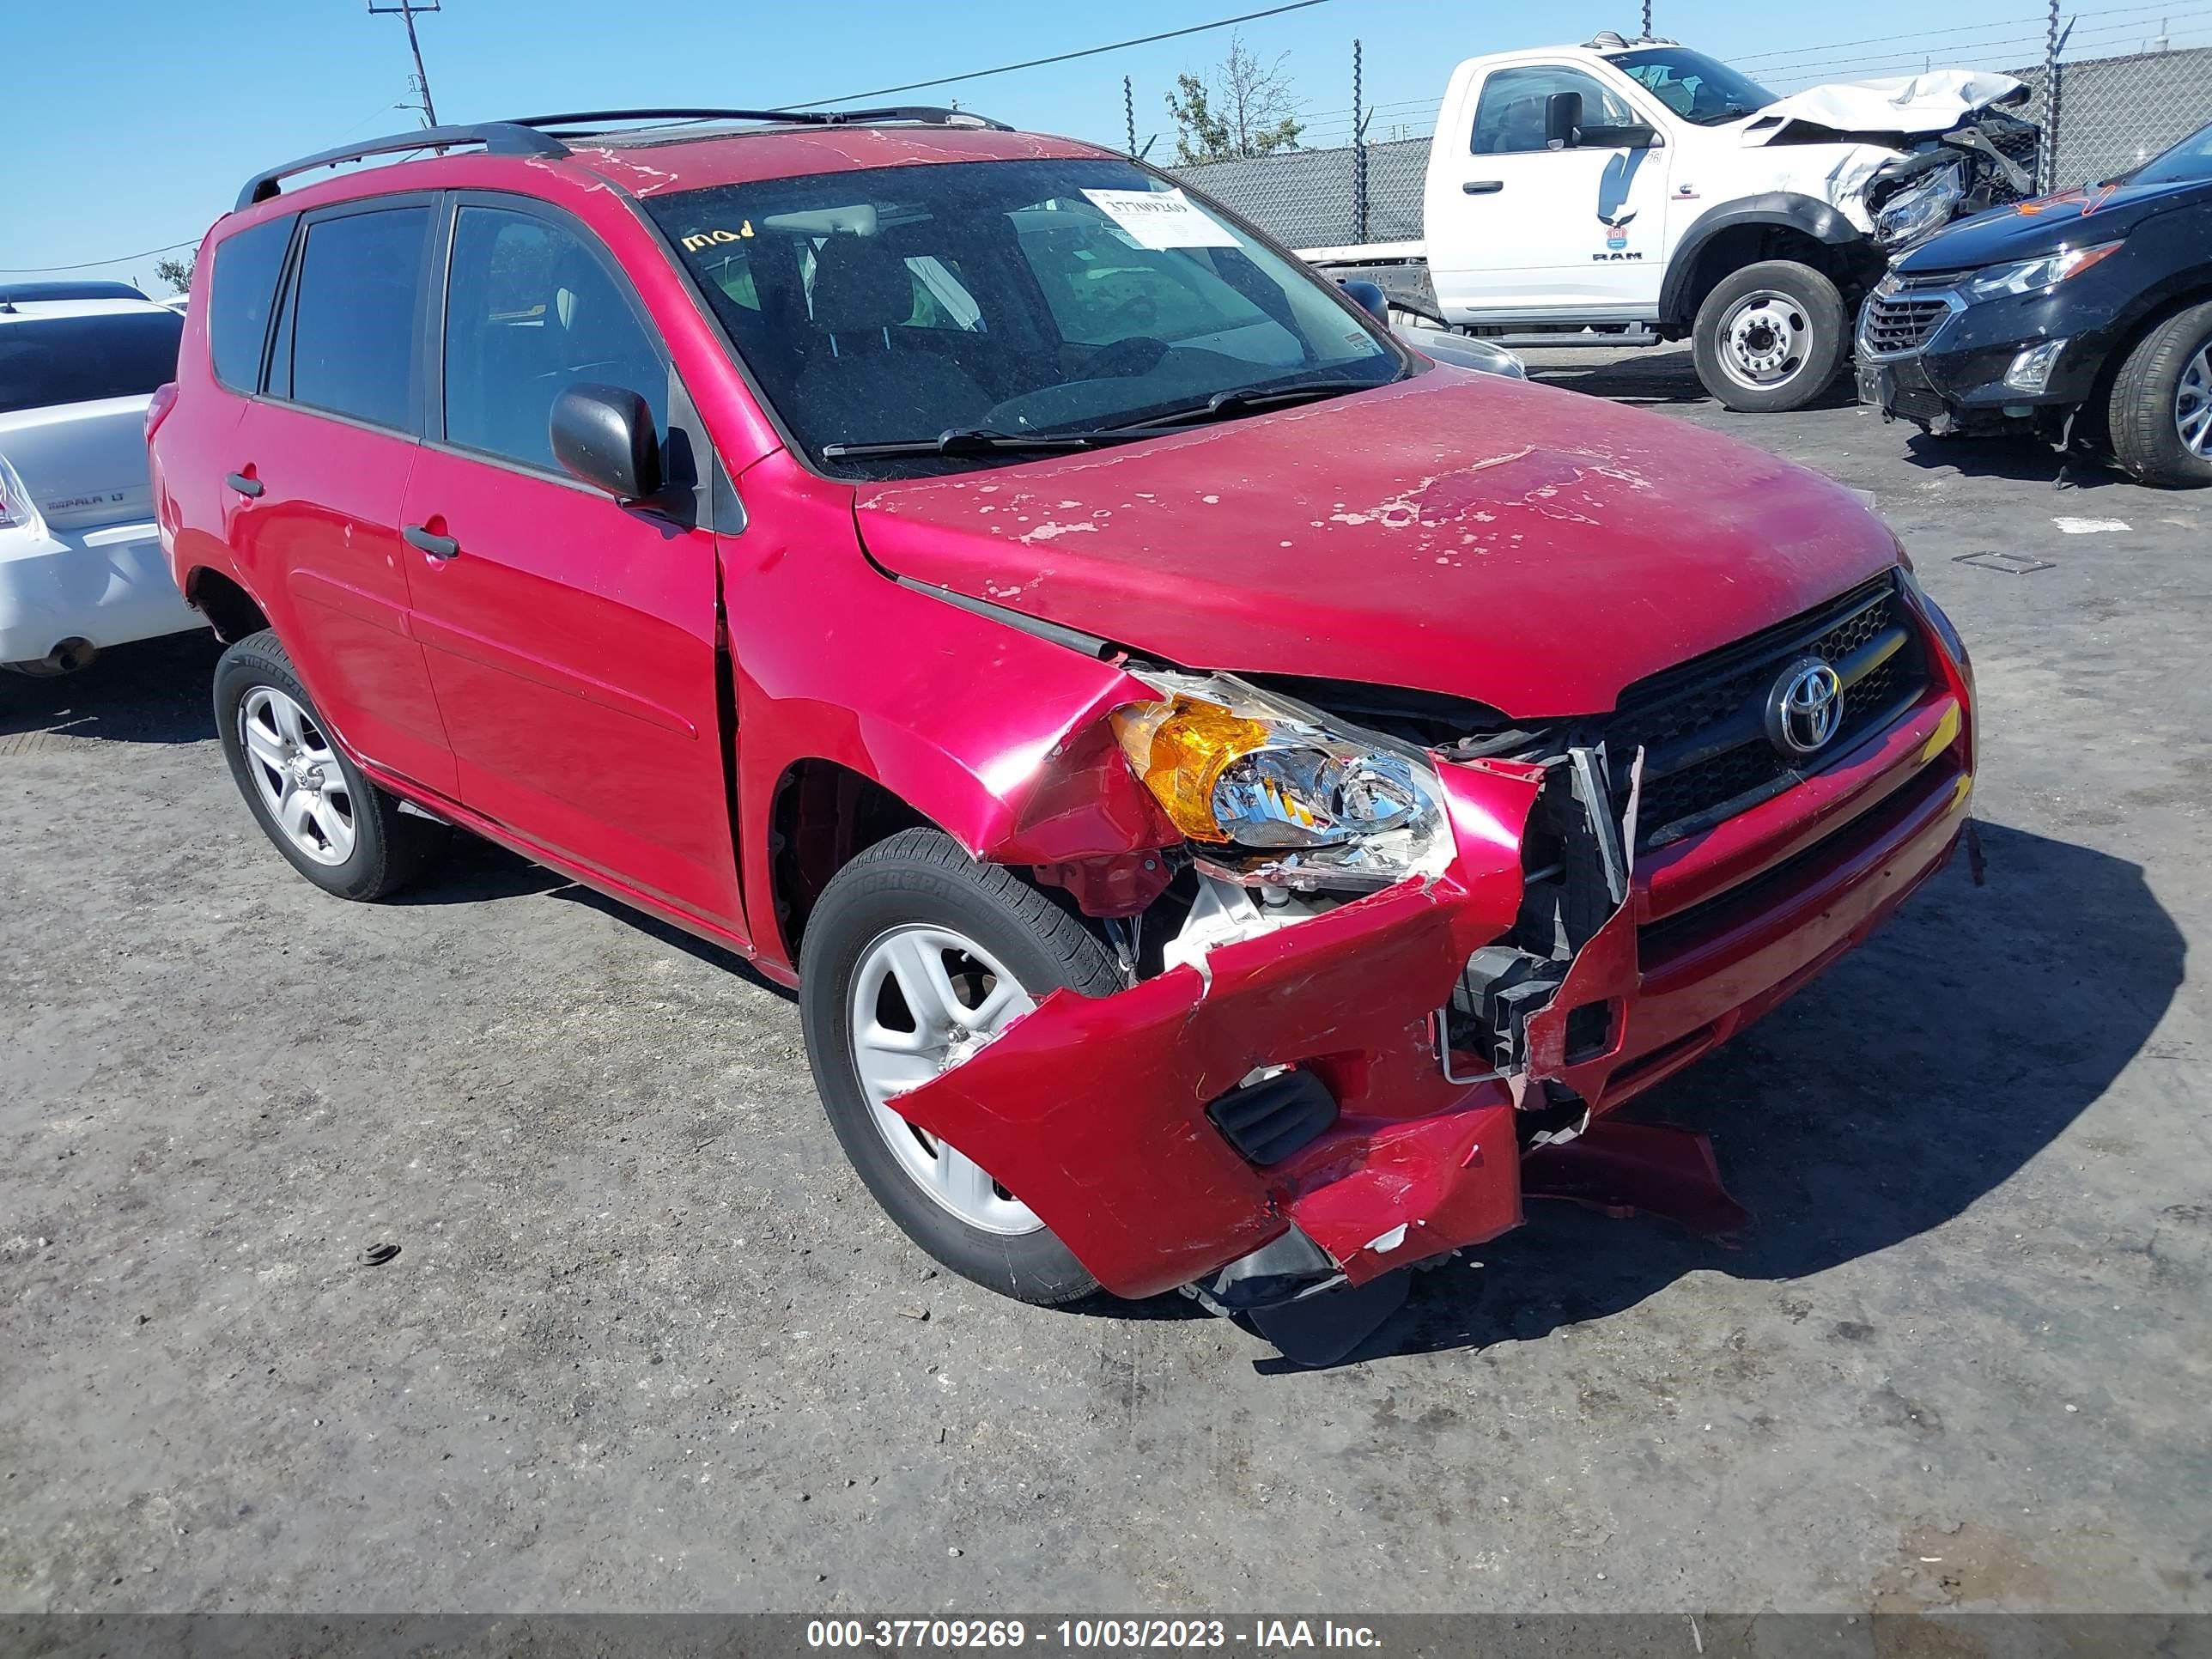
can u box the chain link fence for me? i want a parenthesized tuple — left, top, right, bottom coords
(1165, 39, 2212, 253)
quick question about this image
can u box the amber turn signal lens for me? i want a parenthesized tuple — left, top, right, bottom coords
(1110, 696, 1272, 842)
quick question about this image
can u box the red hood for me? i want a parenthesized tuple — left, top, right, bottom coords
(853, 368, 1899, 718)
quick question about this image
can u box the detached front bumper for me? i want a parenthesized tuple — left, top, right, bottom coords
(890, 662, 1973, 1305)
(0, 520, 199, 664)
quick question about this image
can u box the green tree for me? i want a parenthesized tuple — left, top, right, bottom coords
(155, 255, 194, 295)
(1165, 33, 1303, 166)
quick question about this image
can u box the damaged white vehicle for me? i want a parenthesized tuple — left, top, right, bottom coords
(1306, 36, 2040, 411)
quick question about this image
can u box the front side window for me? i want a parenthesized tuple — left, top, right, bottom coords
(284, 206, 430, 431)
(0, 309, 182, 415)
(442, 206, 668, 472)
(1471, 66, 1638, 154)
(1608, 47, 1776, 126)
(208, 216, 293, 393)
(647, 157, 1400, 476)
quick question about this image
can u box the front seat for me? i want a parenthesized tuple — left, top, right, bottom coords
(792, 234, 992, 445)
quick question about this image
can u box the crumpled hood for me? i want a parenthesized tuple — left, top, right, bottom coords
(1742, 70, 2027, 142)
(1899, 174, 2212, 270)
(853, 370, 1899, 720)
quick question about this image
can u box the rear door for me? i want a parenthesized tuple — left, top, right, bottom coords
(1426, 60, 1674, 319)
(230, 198, 456, 794)
(398, 195, 740, 930)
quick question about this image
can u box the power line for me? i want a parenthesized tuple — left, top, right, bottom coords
(789, 0, 1334, 108)
(0, 236, 200, 275)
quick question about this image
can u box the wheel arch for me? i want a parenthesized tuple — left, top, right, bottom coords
(183, 566, 272, 644)
(2076, 281, 2212, 444)
(1661, 196, 1881, 329)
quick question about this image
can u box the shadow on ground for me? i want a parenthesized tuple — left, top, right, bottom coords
(0, 631, 222, 744)
(1310, 819, 2185, 1368)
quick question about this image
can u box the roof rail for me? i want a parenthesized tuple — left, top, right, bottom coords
(506, 106, 1015, 134)
(236, 105, 1013, 210)
(236, 122, 568, 210)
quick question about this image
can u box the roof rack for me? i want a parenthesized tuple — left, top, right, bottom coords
(235, 106, 1014, 211)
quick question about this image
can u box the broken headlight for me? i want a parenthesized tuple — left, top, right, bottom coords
(1112, 674, 1446, 890)
(1875, 162, 1966, 248)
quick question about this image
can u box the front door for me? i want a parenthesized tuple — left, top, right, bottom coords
(1427, 62, 1674, 319)
(399, 197, 741, 932)
(231, 199, 456, 796)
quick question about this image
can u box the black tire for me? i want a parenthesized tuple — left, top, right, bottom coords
(213, 629, 447, 901)
(2106, 301, 2212, 489)
(799, 827, 1125, 1305)
(1691, 258, 1848, 414)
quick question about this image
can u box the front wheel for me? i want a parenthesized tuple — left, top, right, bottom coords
(799, 828, 1126, 1305)
(2106, 301, 2212, 489)
(1692, 259, 1847, 414)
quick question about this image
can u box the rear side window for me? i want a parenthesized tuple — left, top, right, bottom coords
(0, 310, 183, 414)
(441, 205, 667, 472)
(283, 206, 430, 431)
(208, 216, 294, 392)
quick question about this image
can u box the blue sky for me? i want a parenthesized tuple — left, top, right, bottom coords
(6, 0, 2179, 293)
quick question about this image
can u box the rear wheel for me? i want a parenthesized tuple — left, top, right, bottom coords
(799, 828, 1125, 1305)
(214, 629, 447, 900)
(2106, 301, 2212, 489)
(1692, 259, 1847, 413)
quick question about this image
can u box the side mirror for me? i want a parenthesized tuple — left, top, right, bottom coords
(550, 383, 662, 502)
(1544, 91, 1583, 150)
(1339, 279, 1390, 324)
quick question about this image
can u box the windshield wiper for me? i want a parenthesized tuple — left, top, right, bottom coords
(1103, 378, 1372, 434)
(820, 427, 1144, 460)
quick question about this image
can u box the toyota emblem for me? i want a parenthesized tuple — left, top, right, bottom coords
(1765, 658, 1844, 757)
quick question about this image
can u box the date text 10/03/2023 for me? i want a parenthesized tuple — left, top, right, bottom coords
(805, 1620, 1385, 1650)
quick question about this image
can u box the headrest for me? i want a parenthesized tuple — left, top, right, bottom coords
(810, 234, 914, 334)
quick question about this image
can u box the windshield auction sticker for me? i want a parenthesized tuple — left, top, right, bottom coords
(1080, 188, 1239, 250)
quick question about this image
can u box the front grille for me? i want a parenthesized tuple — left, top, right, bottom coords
(1862, 294, 1954, 356)
(1601, 576, 1929, 848)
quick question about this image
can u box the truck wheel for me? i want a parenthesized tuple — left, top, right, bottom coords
(214, 629, 447, 901)
(1692, 260, 1847, 413)
(2106, 301, 2212, 489)
(799, 828, 1125, 1306)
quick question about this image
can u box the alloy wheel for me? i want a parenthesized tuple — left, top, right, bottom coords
(848, 924, 1041, 1236)
(2175, 341, 2212, 459)
(240, 685, 356, 866)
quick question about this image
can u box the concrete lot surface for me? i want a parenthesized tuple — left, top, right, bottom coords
(3, 346, 2207, 1613)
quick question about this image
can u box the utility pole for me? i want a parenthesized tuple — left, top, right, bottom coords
(368, 0, 441, 128)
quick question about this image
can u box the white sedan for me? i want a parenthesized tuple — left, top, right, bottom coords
(0, 286, 199, 674)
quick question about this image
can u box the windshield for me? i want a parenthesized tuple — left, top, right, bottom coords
(647, 157, 1404, 475)
(2124, 118, 2212, 185)
(0, 309, 182, 416)
(1608, 47, 1777, 126)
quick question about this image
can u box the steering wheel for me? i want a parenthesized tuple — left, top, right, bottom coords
(1079, 336, 1172, 380)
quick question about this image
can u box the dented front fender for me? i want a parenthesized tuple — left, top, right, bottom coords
(885, 762, 1549, 1299)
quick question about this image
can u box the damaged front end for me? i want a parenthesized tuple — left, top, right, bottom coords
(880, 668, 1719, 1362)
(1849, 93, 2034, 252)
(1863, 108, 2042, 252)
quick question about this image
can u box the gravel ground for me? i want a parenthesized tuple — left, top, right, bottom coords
(3, 345, 2207, 1614)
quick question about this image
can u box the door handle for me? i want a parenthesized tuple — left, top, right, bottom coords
(403, 524, 459, 561)
(1464, 179, 1504, 194)
(226, 471, 264, 498)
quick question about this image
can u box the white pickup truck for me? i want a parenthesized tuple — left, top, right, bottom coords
(1306, 36, 2040, 411)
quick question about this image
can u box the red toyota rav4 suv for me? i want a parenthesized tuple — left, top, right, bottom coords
(151, 107, 1974, 1358)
